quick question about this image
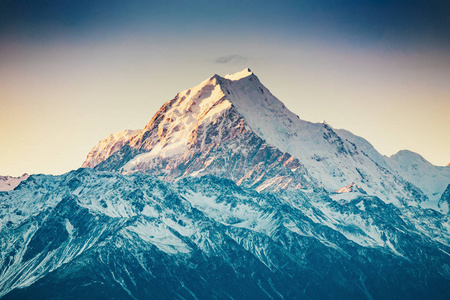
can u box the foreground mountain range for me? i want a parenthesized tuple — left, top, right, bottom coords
(1, 69, 449, 299)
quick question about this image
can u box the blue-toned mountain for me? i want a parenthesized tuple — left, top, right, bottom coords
(1, 169, 450, 299)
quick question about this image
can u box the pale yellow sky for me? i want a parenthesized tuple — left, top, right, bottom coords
(1, 35, 449, 176)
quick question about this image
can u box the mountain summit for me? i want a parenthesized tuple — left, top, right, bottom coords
(83, 68, 312, 192)
(83, 68, 449, 206)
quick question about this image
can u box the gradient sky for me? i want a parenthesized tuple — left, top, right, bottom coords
(1, 0, 449, 176)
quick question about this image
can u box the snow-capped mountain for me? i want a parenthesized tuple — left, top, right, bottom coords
(1, 68, 450, 299)
(0, 174, 29, 192)
(83, 68, 447, 205)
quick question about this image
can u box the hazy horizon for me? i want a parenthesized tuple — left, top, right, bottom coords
(1, 0, 449, 176)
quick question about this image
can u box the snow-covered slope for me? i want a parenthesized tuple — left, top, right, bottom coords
(217, 71, 420, 203)
(1, 170, 450, 299)
(388, 150, 450, 200)
(334, 129, 390, 169)
(0, 174, 29, 191)
(335, 130, 450, 202)
(82, 68, 447, 205)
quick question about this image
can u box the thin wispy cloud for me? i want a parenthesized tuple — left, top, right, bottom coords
(215, 54, 248, 64)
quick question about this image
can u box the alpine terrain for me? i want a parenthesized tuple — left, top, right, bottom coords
(1, 69, 450, 299)
(0, 174, 29, 192)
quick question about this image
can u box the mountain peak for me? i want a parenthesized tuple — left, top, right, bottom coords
(224, 68, 254, 81)
(82, 68, 447, 204)
(391, 150, 428, 164)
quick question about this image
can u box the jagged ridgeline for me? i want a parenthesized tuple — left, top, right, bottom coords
(1, 69, 450, 299)
(83, 68, 449, 206)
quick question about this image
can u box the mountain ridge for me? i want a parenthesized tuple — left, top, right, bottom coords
(1, 169, 450, 299)
(0, 174, 29, 192)
(83, 68, 447, 205)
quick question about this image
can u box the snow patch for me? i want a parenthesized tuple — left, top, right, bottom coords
(126, 219, 190, 254)
(65, 219, 74, 235)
